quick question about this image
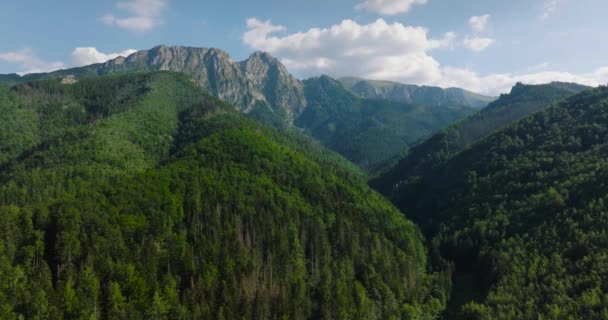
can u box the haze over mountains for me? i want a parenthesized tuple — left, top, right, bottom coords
(340, 77, 495, 109)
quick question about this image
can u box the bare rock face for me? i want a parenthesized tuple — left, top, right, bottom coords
(60, 75, 78, 85)
(99, 45, 307, 123)
(240, 51, 307, 122)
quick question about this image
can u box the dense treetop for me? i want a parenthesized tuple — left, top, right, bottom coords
(371, 81, 589, 193)
(376, 85, 608, 319)
(297, 75, 476, 172)
(0, 72, 447, 319)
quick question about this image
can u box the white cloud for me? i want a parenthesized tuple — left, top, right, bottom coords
(241, 17, 608, 96)
(440, 31, 458, 49)
(0, 47, 137, 75)
(70, 47, 137, 66)
(463, 36, 495, 52)
(355, 0, 427, 15)
(438, 66, 608, 96)
(469, 14, 491, 33)
(541, 0, 561, 19)
(463, 15, 495, 52)
(243, 18, 452, 84)
(0, 49, 65, 75)
(102, 0, 168, 32)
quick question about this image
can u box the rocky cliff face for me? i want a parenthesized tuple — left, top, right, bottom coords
(0, 46, 306, 123)
(99, 46, 307, 122)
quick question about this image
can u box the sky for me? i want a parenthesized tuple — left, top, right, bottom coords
(1, 0, 607, 95)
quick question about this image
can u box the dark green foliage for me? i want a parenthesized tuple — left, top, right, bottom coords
(0, 72, 446, 319)
(379, 86, 608, 318)
(297, 76, 476, 172)
(371, 81, 588, 194)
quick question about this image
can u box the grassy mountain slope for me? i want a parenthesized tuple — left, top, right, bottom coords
(0, 72, 446, 319)
(340, 77, 495, 109)
(296, 76, 476, 172)
(379, 85, 608, 319)
(371, 82, 589, 193)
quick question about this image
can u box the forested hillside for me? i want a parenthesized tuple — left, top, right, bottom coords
(0, 47, 495, 175)
(0, 72, 447, 319)
(371, 81, 588, 193)
(296, 76, 476, 172)
(377, 85, 608, 318)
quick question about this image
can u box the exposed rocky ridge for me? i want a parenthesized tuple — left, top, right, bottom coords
(98, 46, 307, 122)
(0, 46, 307, 123)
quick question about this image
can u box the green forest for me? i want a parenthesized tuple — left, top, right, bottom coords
(371, 82, 589, 194)
(297, 76, 475, 172)
(0, 72, 449, 319)
(375, 85, 608, 319)
(2, 48, 608, 320)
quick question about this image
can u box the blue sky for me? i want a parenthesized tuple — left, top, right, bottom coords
(1, 0, 606, 94)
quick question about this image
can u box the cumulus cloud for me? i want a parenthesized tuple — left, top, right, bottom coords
(70, 47, 137, 66)
(469, 14, 491, 33)
(463, 14, 495, 52)
(0, 49, 65, 75)
(439, 67, 608, 96)
(355, 0, 427, 15)
(243, 18, 452, 83)
(102, 0, 168, 32)
(463, 36, 495, 52)
(241, 17, 608, 96)
(0, 47, 137, 75)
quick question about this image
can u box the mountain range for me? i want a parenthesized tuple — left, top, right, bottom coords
(0, 45, 496, 170)
(0, 46, 307, 123)
(296, 75, 479, 171)
(1, 44, 605, 319)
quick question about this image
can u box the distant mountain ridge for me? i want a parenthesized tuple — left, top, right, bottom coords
(0, 46, 497, 125)
(296, 75, 477, 171)
(1, 46, 307, 123)
(340, 77, 495, 109)
(0, 45, 519, 173)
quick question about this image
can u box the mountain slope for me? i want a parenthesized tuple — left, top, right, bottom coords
(371, 82, 589, 193)
(0, 72, 447, 319)
(379, 86, 608, 318)
(296, 76, 476, 171)
(340, 77, 495, 109)
(0, 46, 307, 124)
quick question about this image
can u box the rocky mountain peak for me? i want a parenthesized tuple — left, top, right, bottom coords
(94, 46, 307, 123)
